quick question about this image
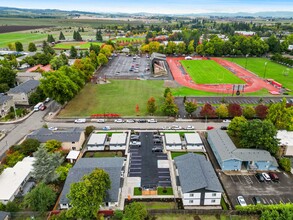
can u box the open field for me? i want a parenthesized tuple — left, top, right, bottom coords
(155, 214, 259, 220)
(180, 60, 245, 84)
(58, 80, 165, 117)
(226, 58, 293, 91)
(0, 32, 47, 48)
(53, 42, 103, 50)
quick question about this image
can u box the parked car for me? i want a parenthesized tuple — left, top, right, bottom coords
(114, 119, 125, 123)
(237, 196, 247, 206)
(220, 126, 228, 130)
(153, 134, 161, 139)
(268, 172, 279, 182)
(102, 126, 111, 130)
(255, 173, 265, 182)
(252, 196, 262, 205)
(96, 119, 105, 123)
(74, 118, 86, 123)
(171, 125, 182, 130)
(262, 172, 271, 181)
(152, 147, 163, 152)
(153, 138, 163, 144)
(223, 119, 231, 123)
(48, 127, 58, 131)
(39, 105, 47, 111)
(207, 126, 214, 130)
(147, 119, 157, 123)
(130, 141, 141, 146)
(44, 97, 51, 103)
(137, 119, 147, 123)
(162, 126, 171, 130)
(185, 125, 194, 130)
(126, 119, 135, 123)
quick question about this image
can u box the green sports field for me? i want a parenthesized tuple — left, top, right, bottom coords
(53, 42, 103, 50)
(180, 60, 245, 84)
(226, 58, 293, 91)
(0, 32, 47, 48)
(58, 80, 165, 117)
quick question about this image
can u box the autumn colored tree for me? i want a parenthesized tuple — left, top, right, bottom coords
(228, 103, 242, 117)
(255, 104, 268, 119)
(216, 104, 228, 118)
(200, 103, 216, 118)
(243, 106, 256, 119)
(184, 100, 197, 117)
(228, 116, 247, 137)
(162, 92, 178, 117)
(135, 104, 140, 116)
(147, 97, 157, 115)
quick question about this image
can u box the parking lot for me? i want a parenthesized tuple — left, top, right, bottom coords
(128, 132, 171, 189)
(219, 172, 293, 207)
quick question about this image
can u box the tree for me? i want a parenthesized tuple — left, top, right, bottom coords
(50, 56, 66, 70)
(200, 103, 216, 118)
(164, 87, 171, 98)
(255, 104, 268, 119)
(135, 104, 140, 116)
(184, 100, 197, 116)
(239, 119, 279, 154)
(19, 138, 40, 156)
(29, 87, 46, 105)
(5, 151, 25, 167)
(147, 97, 157, 115)
(73, 58, 95, 80)
(0, 83, 10, 93)
(59, 31, 65, 40)
(42, 41, 55, 55)
(47, 34, 55, 43)
(97, 53, 108, 66)
(162, 92, 178, 117)
(0, 66, 16, 87)
(70, 46, 77, 58)
(89, 51, 99, 68)
(216, 104, 229, 118)
(15, 41, 23, 52)
(66, 168, 111, 219)
(123, 202, 148, 220)
(228, 103, 242, 117)
(28, 42, 37, 52)
(100, 45, 113, 57)
(32, 145, 63, 183)
(243, 106, 256, 119)
(279, 158, 291, 172)
(89, 43, 101, 55)
(23, 182, 56, 212)
(45, 140, 62, 152)
(75, 31, 82, 41)
(228, 116, 247, 137)
(96, 30, 103, 41)
(85, 125, 95, 138)
(56, 163, 72, 181)
(187, 40, 195, 54)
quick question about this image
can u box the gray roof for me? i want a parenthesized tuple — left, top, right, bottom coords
(0, 211, 10, 220)
(150, 52, 166, 61)
(208, 129, 277, 164)
(8, 80, 39, 94)
(174, 153, 223, 193)
(27, 127, 83, 143)
(59, 158, 124, 205)
(0, 94, 13, 105)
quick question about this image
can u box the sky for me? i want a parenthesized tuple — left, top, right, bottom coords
(1, 0, 293, 14)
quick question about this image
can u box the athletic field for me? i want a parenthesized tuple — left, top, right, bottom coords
(180, 60, 245, 84)
(0, 32, 47, 48)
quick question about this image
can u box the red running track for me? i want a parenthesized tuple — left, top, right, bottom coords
(167, 57, 279, 94)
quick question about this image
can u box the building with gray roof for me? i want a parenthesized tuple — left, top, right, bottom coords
(174, 153, 223, 206)
(207, 129, 278, 171)
(0, 211, 10, 220)
(109, 133, 127, 150)
(150, 52, 168, 77)
(165, 133, 182, 150)
(7, 80, 40, 105)
(59, 157, 124, 210)
(26, 127, 85, 151)
(0, 94, 14, 117)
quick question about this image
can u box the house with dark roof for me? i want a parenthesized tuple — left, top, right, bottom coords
(0, 211, 10, 220)
(0, 94, 14, 117)
(207, 129, 278, 171)
(26, 127, 85, 151)
(7, 80, 40, 105)
(59, 157, 124, 210)
(174, 153, 223, 206)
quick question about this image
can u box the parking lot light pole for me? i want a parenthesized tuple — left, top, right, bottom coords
(263, 62, 268, 79)
(245, 54, 249, 69)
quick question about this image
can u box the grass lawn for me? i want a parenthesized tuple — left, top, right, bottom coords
(138, 202, 176, 210)
(58, 80, 165, 117)
(0, 32, 47, 48)
(180, 60, 245, 84)
(155, 214, 259, 220)
(83, 151, 123, 158)
(226, 58, 293, 91)
(53, 42, 102, 49)
(171, 152, 205, 159)
(134, 187, 142, 196)
(157, 187, 173, 195)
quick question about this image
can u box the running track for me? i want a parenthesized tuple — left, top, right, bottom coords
(166, 57, 279, 94)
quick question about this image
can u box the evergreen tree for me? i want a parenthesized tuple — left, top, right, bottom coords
(73, 31, 77, 41)
(96, 30, 103, 41)
(70, 46, 78, 58)
(15, 41, 23, 52)
(59, 31, 65, 40)
(75, 31, 82, 41)
(28, 42, 37, 52)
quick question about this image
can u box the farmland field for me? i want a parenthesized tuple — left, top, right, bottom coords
(225, 58, 293, 91)
(0, 32, 47, 48)
(53, 42, 103, 50)
(58, 80, 165, 117)
(180, 60, 245, 84)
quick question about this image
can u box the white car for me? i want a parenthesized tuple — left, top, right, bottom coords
(223, 119, 231, 123)
(126, 119, 135, 123)
(262, 172, 271, 181)
(147, 119, 157, 123)
(114, 119, 125, 123)
(185, 125, 194, 130)
(74, 118, 86, 123)
(162, 126, 171, 130)
(237, 196, 247, 206)
(171, 125, 182, 130)
(44, 97, 51, 103)
(96, 119, 105, 123)
(48, 127, 58, 131)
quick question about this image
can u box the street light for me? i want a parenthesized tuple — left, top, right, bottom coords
(263, 62, 268, 79)
(245, 54, 249, 69)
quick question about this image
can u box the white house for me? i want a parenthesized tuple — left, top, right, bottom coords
(0, 157, 35, 205)
(87, 133, 107, 151)
(184, 133, 204, 151)
(174, 153, 223, 207)
(165, 133, 182, 150)
(277, 130, 293, 156)
(66, 150, 80, 163)
(109, 133, 127, 150)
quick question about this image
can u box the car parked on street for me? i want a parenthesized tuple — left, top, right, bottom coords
(171, 125, 182, 130)
(185, 125, 194, 130)
(114, 119, 125, 123)
(102, 126, 111, 130)
(74, 118, 86, 123)
(237, 196, 247, 206)
(126, 119, 135, 123)
(96, 119, 105, 123)
(262, 172, 271, 181)
(48, 127, 58, 131)
(39, 105, 47, 111)
(220, 126, 228, 130)
(147, 119, 157, 123)
(223, 119, 231, 123)
(207, 126, 214, 130)
(137, 119, 147, 123)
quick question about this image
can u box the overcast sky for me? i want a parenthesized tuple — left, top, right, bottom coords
(1, 0, 293, 14)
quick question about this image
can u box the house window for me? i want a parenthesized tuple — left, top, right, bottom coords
(189, 200, 193, 204)
(189, 193, 194, 197)
(72, 142, 75, 144)
(212, 193, 216, 196)
(211, 200, 216, 203)
(72, 147, 76, 150)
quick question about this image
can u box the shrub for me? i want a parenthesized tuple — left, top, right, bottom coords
(279, 157, 291, 172)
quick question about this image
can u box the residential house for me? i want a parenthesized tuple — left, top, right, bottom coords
(277, 130, 293, 156)
(109, 133, 127, 150)
(59, 157, 124, 210)
(174, 153, 223, 206)
(0, 157, 35, 205)
(0, 94, 14, 117)
(184, 133, 204, 151)
(0, 211, 10, 220)
(26, 127, 85, 151)
(207, 129, 278, 171)
(16, 72, 42, 84)
(7, 80, 40, 105)
(165, 133, 182, 150)
(87, 133, 107, 151)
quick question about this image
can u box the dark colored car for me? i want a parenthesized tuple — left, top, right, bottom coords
(207, 126, 214, 130)
(137, 119, 147, 123)
(255, 173, 265, 182)
(220, 126, 228, 130)
(39, 105, 47, 111)
(268, 172, 279, 182)
(252, 196, 262, 205)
